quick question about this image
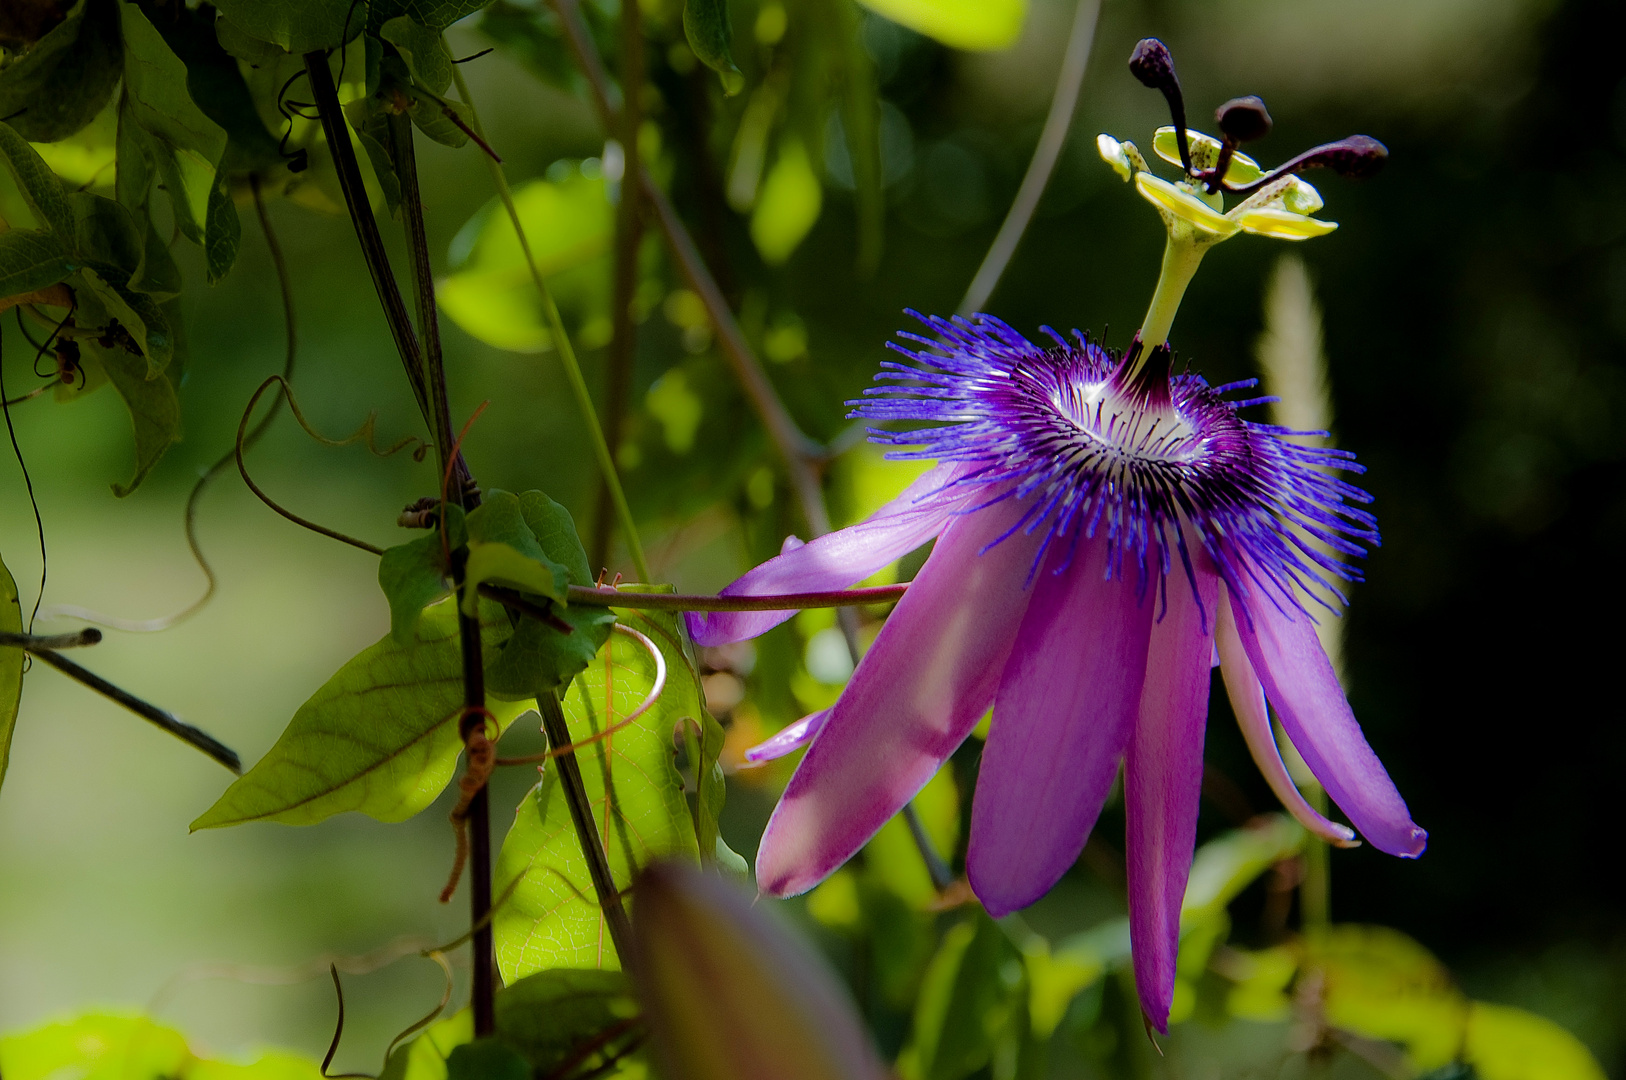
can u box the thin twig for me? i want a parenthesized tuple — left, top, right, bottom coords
(25, 648, 241, 773)
(958, 0, 1100, 316)
(592, 0, 645, 572)
(448, 67, 651, 583)
(0, 628, 101, 649)
(538, 693, 634, 961)
(565, 583, 908, 611)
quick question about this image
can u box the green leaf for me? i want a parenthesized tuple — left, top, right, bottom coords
(0, 120, 73, 237)
(213, 0, 369, 54)
(119, 3, 241, 281)
(76, 264, 174, 373)
(461, 490, 569, 615)
(381, 16, 454, 95)
(1463, 1001, 1606, 1080)
(750, 137, 822, 265)
(494, 969, 640, 1075)
(400, 82, 474, 149)
(1311, 925, 1469, 1071)
(516, 490, 593, 585)
(88, 334, 182, 497)
(379, 536, 452, 644)
(438, 171, 613, 353)
(2, 552, 23, 795)
(1179, 813, 1306, 930)
(191, 598, 532, 829)
(855, 0, 1026, 51)
(380, 1012, 473, 1080)
(900, 913, 1022, 1080)
(682, 0, 744, 94)
(342, 95, 404, 215)
(0, 228, 72, 302)
(371, 0, 494, 32)
(0, 0, 123, 142)
(445, 1043, 527, 1080)
(493, 606, 702, 979)
(0, 1013, 324, 1080)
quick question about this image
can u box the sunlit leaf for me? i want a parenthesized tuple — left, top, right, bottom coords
(750, 138, 822, 265)
(380, 1012, 472, 1080)
(1, 552, 23, 795)
(438, 171, 612, 353)
(1311, 924, 1470, 1071)
(855, 0, 1025, 52)
(682, 0, 744, 94)
(1464, 1001, 1607, 1080)
(630, 860, 889, 1080)
(213, 0, 369, 54)
(0, 0, 123, 142)
(493, 605, 702, 978)
(0, 1013, 324, 1080)
(191, 599, 532, 829)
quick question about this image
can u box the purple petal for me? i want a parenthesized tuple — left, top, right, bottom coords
(1215, 589, 1358, 847)
(755, 492, 1042, 897)
(967, 535, 1155, 917)
(742, 710, 829, 765)
(1228, 585, 1426, 858)
(1125, 566, 1217, 1034)
(686, 462, 969, 647)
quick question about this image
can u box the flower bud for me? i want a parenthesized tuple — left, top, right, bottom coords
(1128, 38, 1177, 90)
(1216, 96, 1272, 144)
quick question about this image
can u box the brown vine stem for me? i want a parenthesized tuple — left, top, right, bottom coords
(388, 105, 497, 1038)
(565, 583, 907, 611)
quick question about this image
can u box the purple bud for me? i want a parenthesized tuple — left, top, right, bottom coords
(1128, 38, 1177, 90)
(1216, 96, 1272, 144)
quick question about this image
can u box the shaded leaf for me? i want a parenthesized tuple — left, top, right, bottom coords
(76, 264, 173, 373)
(682, 0, 743, 94)
(342, 94, 404, 214)
(494, 969, 640, 1075)
(0, 120, 72, 236)
(191, 599, 531, 829)
(0, 0, 122, 142)
(2, 552, 23, 795)
(213, 0, 369, 54)
(371, 0, 494, 32)
(444, 1043, 526, 1080)
(86, 334, 181, 497)
(461, 489, 568, 614)
(381, 16, 454, 95)
(855, 0, 1026, 51)
(0, 228, 72, 301)
(493, 605, 702, 978)
(379, 536, 452, 644)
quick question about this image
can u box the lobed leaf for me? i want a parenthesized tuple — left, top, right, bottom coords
(213, 0, 369, 55)
(192, 599, 531, 830)
(493, 604, 703, 979)
(380, 16, 455, 95)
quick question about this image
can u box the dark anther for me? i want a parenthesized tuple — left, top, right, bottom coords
(1128, 38, 1190, 173)
(1227, 134, 1389, 197)
(1216, 96, 1272, 144)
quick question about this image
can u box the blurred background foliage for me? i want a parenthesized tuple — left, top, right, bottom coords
(3, 0, 1624, 1074)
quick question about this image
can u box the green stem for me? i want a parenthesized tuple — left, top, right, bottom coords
(1300, 785, 1331, 939)
(450, 67, 651, 583)
(1135, 234, 1207, 354)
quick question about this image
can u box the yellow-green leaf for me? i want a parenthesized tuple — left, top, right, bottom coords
(191, 599, 531, 829)
(751, 138, 822, 266)
(1464, 1001, 1607, 1080)
(855, 0, 1025, 52)
(0, 1013, 323, 1080)
(494, 606, 703, 979)
(380, 1012, 473, 1080)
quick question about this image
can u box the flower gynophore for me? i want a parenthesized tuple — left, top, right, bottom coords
(686, 39, 1425, 1031)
